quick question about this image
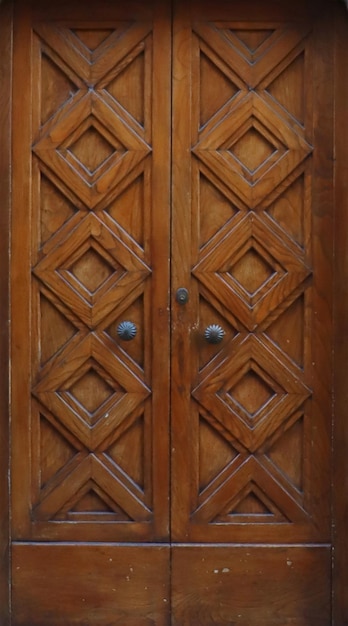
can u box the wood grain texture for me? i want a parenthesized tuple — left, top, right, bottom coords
(11, 0, 171, 543)
(333, 3, 348, 623)
(0, 2, 12, 623)
(12, 543, 170, 626)
(6, 0, 348, 624)
(172, 545, 331, 626)
(11, 0, 34, 540)
(308, 0, 334, 541)
(171, 0, 333, 547)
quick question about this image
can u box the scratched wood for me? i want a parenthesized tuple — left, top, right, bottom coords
(13, 544, 170, 626)
(172, 545, 331, 626)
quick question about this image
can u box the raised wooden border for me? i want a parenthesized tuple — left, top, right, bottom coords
(333, 3, 348, 624)
(0, 1, 12, 624)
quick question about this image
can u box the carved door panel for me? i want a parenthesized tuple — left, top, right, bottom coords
(171, 1, 333, 624)
(10, 0, 335, 624)
(11, 2, 171, 624)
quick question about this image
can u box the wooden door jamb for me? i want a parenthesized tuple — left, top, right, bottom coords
(0, 1, 12, 624)
(333, 3, 348, 624)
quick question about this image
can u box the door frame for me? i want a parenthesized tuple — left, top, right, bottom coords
(0, 1, 12, 623)
(0, 1, 348, 624)
(332, 4, 348, 623)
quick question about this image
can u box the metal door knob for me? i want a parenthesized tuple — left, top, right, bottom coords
(204, 324, 225, 344)
(117, 321, 137, 341)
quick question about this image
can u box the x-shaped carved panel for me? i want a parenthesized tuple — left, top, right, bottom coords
(34, 21, 152, 87)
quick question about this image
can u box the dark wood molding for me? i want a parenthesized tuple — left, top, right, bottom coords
(0, 1, 12, 624)
(333, 3, 348, 624)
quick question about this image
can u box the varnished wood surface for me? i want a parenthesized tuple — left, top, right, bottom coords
(0, 2, 12, 624)
(12, 543, 170, 626)
(170, 1, 336, 622)
(171, 0, 334, 547)
(1, 0, 347, 623)
(11, 0, 171, 543)
(172, 545, 331, 626)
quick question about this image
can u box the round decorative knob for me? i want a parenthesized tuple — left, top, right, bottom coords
(204, 324, 225, 344)
(117, 321, 137, 341)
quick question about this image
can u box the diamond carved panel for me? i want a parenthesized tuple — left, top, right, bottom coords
(34, 213, 151, 328)
(68, 125, 118, 174)
(34, 93, 150, 208)
(229, 247, 275, 295)
(193, 213, 311, 331)
(28, 18, 158, 532)
(228, 125, 276, 174)
(227, 368, 276, 421)
(65, 365, 123, 426)
(34, 333, 150, 451)
(176, 18, 320, 539)
(69, 248, 117, 293)
(193, 93, 312, 209)
(193, 335, 311, 453)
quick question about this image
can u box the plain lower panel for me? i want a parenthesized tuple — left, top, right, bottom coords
(12, 543, 170, 626)
(172, 545, 331, 626)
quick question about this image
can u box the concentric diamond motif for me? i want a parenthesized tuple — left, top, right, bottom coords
(33, 334, 150, 450)
(34, 92, 150, 208)
(68, 247, 123, 295)
(193, 335, 311, 452)
(218, 365, 281, 431)
(66, 366, 123, 425)
(33, 213, 150, 328)
(67, 125, 118, 174)
(193, 213, 310, 331)
(218, 114, 286, 186)
(226, 367, 276, 421)
(193, 92, 312, 208)
(227, 125, 277, 174)
(228, 247, 275, 295)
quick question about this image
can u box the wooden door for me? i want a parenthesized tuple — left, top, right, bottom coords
(171, 0, 334, 624)
(11, 1, 172, 624)
(8, 0, 340, 624)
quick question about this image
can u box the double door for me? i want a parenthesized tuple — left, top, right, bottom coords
(10, 0, 336, 623)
